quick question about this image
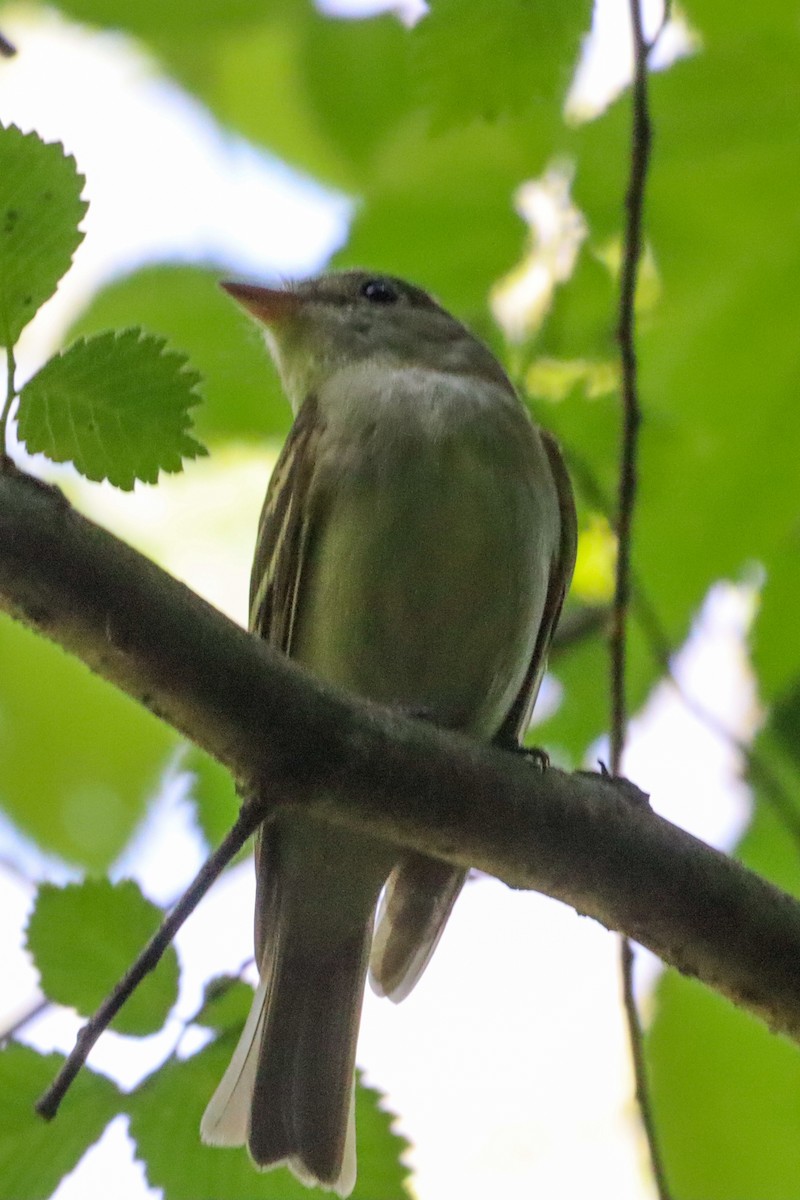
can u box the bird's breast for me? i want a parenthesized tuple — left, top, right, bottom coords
(294, 365, 560, 737)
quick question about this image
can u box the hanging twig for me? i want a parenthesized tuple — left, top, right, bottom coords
(36, 795, 267, 1120)
(612, 3, 672, 1198)
(610, 0, 650, 769)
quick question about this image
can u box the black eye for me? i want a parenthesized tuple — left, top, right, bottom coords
(360, 278, 399, 304)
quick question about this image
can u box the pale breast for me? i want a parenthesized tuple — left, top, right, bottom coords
(293, 363, 561, 738)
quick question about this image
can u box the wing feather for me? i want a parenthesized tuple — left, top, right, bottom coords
(496, 428, 577, 748)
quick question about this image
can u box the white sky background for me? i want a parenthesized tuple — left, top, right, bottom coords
(0, 2, 760, 1199)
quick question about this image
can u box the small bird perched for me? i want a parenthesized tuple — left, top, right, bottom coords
(200, 270, 576, 1195)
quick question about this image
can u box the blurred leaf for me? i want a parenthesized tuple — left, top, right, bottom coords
(0, 124, 86, 349)
(193, 975, 254, 1031)
(414, 0, 591, 129)
(26, 879, 179, 1036)
(533, 630, 607, 763)
(49, 0, 267, 39)
(559, 17, 800, 671)
(300, 12, 414, 172)
(535, 612, 656, 764)
(649, 700, 800, 1200)
(161, 8, 416, 191)
(752, 531, 800, 702)
(174, 10, 359, 191)
(337, 111, 557, 311)
(184, 745, 241, 853)
(67, 264, 289, 443)
(18, 330, 205, 489)
(740, 723, 800, 898)
(680, 0, 798, 58)
(0, 1044, 119, 1200)
(648, 972, 800, 1200)
(536, 385, 620, 512)
(127, 1040, 409, 1199)
(770, 687, 800, 776)
(0, 616, 176, 870)
(535, 242, 618, 362)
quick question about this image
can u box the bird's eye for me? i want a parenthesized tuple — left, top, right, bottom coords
(360, 278, 399, 304)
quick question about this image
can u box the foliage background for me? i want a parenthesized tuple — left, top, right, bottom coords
(1, 0, 799, 1197)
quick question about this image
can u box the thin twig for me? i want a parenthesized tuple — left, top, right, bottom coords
(611, 0, 650, 773)
(612, 3, 671, 1198)
(0, 32, 15, 58)
(36, 795, 267, 1119)
(620, 939, 665, 1184)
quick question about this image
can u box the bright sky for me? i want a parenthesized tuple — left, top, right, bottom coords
(0, 3, 756, 1200)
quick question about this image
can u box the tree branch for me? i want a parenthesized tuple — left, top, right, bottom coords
(4, 467, 800, 1048)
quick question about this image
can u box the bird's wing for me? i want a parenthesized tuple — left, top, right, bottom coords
(370, 428, 577, 1003)
(249, 393, 325, 651)
(248, 393, 327, 973)
(495, 427, 578, 748)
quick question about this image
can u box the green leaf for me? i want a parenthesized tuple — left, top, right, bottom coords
(184, 746, 241, 853)
(127, 1040, 409, 1199)
(752, 532, 800, 701)
(592, 30, 798, 640)
(337, 111, 556, 311)
(17, 330, 206, 490)
(648, 972, 800, 1199)
(534, 241, 618, 362)
(414, 0, 592, 130)
(26, 878, 179, 1036)
(48, 0, 267, 39)
(175, 11, 360, 192)
(0, 616, 177, 870)
(193, 976, 254, 1031)
(0, 124, 86, 349)
(0, 1044, 120, 1200)
(66, 264, 289, 444)
(299, 12, 414, 173)
(740, 723, 800, 900)
(683, 0, 798, 53)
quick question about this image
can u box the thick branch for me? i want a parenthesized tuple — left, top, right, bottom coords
(3, 467, 800, 1040)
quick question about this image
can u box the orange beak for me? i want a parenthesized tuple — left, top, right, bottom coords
(221, 280, 301, 325)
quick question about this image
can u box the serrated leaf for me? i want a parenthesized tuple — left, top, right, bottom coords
(0, 124, 86, 348)
(66, 264, 289, 444)
(127, 1040, 409, 1200)
(17, 329, 207, 490)
(0, 1044, 120, 1200)
(26, 879, 179, 1036)
(414, 0, 591, 130)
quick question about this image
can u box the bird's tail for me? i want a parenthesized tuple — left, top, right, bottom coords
(201, 914, 371, 1197)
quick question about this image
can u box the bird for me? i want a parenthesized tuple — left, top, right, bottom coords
(200, 269, 576, 1196)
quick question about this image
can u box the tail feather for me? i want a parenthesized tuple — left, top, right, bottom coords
(200, 971, 269, 1147)
(249, 931, 369, 1194)
(370, 854, 466, 1002)
(200, 924, 370, 1197)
